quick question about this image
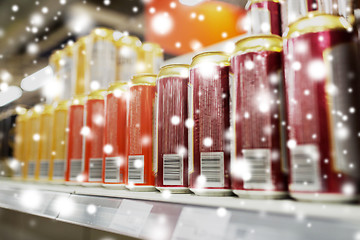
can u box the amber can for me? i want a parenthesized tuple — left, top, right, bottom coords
(126, 74, 157, 191)
(102, 82, 129, 189)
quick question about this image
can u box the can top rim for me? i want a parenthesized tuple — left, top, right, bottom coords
(158, 64, 190, 79)
(245, 0, 280, 9)
(233, 34, 282, 55)
(191, 51, 229, 68)
(88, 89, 107, 100)
(108, 81, 129, 91)
(115, 35, 142, 47)
(75, 35, 89, 47)
(285, 12, 353, 38)
(71, 94, 87, 105)
(91, 27, 114, 41)
(49, 50, 63, 69)
(55, 100, 70, 110)
(41, 104, 54, 114)
(131, 73, 157, 86)
(64, 43, 74, 56)
(142, 42, 162, 53)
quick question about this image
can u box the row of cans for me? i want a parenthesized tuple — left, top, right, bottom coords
(247, 0, 359, 36)
(13, 12, 360, 202)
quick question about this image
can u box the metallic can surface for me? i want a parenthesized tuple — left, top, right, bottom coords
(127, 74, 157, 191)
(283, 13, 360, 202)
(140, 42, 164, 74)
(155, 64, 190, 193)
(281, 0, 318, 32)
(189, 52, 232, 196)
(27, 106, 42, 181)
(102, 82, 129, 188)
(89, 28, 116, 90)
(14, 107, 27, 178)
(65, 96, 86, 184)
(81, 90, 106, 186)
(115, 36, 142, 81)
(230, 35, 288, 199)
(247, 0, 282, 36)
(22, 110, 33, 180)
(49, 100, 68, 182)
(38, 104, 54, 181)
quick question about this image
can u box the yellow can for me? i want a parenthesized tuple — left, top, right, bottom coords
(139, 42, 164, 74)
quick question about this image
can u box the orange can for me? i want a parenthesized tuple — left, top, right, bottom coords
(126, 74, 157, 191)
(81, 89, 106, 186)
(102, 82, 129, 188)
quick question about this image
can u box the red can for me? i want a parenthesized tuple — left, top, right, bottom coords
(246, 0, 282, 36)
(65, 96, 86, 185)
(155, 64, 190, 193)
(283, 13, 360, 202)
(189, 52, 232, 196)
(281, 0, 318, 32)
(102, 82, 129, 189)
(81, 90, 106, 186)
(230, 35, 288, 199)
(126, 74, 157, 191)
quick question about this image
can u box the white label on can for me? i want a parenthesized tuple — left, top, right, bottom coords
(243, 149, 273, 190)
(153, 93, 158, 174)
(229, 73, 236, 169)
(200, 152, 224, 188)
(188, 83, 194, 174)
(70, 158, 82, 181)
(117, 46, 137, 81)
(128, 155, 144, 184)
(287, 0, 308, 25)
(325, 42, 360, 178)
(104, 156, 122, 183)
(39, 161, 49, 178)
(250, 7, 271, 34)
(53, 159, 65, 180)
(290, 144, 321, 192)
(163, 154, 183, 186)
(91, 40, 116, 87)
(89, 158, 103, 182)
(27, 161, 36, 178)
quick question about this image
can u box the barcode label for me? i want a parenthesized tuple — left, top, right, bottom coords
(163, 154, 183, 185)
(27, 162, 36, 178)
(104, 157, 121, 183)
(39, 161, 49, 178)
(53, 160, 65, 180)
(290, 144, 321, 191)
(200, 152, 224, 188)
(70, 159, 82, 181)
(89, 158, 103, 182)
(128, 155, 144, 183)
(243, 149, 273, 190)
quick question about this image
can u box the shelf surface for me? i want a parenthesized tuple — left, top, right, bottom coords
(0, 178, 360, 240)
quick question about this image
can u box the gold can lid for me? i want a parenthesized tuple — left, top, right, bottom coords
(87, 89, 107, 100)
(91, 27, 115, 42)
(41, 104, 54, 115)
(55, 100, 70, 110)
(158, 64, 190, 79)
(191, 51, 230, 68)
(49, 50, 64, 70)
(131, 73, 157, 86)
(108, 81, 129, 92)
(285, 12, 353, 38)
(116, 35, 142, 48)
(15, 106, 27, 115)
(76, 36, 90, 48)
(64, 42, 75, 57)
(234, 34, 282, 55)
(29, 105, 43, 118)
(71, 95, 87, 105)
(142, 42, 163, 54)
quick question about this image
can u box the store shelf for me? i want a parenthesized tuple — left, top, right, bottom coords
(0, 178, 359, 240)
